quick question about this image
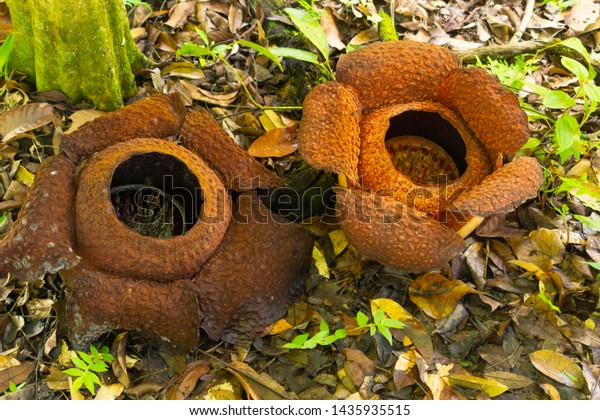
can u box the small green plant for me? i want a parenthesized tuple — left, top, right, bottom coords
(123, 0, 151, 11)
(0, 33, 14, 79)
(63, 345, 114, 395)
(283, 308, 405, 350)
(542, 0, 579, 13)
(3, 380, 26, 395)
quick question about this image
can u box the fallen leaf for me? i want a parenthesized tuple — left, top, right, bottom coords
(25, 298, 54, 318)
(247, 126, 298, 158)
(94, 383, 124, 400)
(258, 110, 286, 131)
(341, 348, 376, 389)
(312, 245, 330, 278)
(409, 273, 484, 319)
(44, 370, 70, 391)
(267, 318, 294, 335)
(111, 332, 129, 388)
(0, 361, 35, 393)
(226, 361, 296, 400)
(530, 350, 586, 390)
(228, 4, 243, 34)
(64, 109, 105, 134)
(393, 350, 417, 391)
(582, 360, 600, 400)
(329, 229, 348, 257)
(203, 379, 241, 400)
(540, 383, 561, 400)
(320, 8, 345, 50)
(444, 373, 509, 397)
(15, 165, 34, 186)
(564, 0, 600, 34)
(165, 0, 196, 29)
(508, 228, 565, 271)
(370, 298, 433, 363)
(165, 360, 211, 400)
(483, 371, 534, 389)
(162, 62, 205, 79)
(0, 103, 55, 143)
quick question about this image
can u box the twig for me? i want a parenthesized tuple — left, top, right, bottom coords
(510, 0, 535, 43)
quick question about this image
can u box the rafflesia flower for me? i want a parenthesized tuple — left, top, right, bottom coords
(298, 41, 543, 273)
(0, 94, 312, 351)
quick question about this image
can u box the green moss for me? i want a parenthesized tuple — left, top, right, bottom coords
(6, 0, 147, 110)
(378, 10, 398, 42)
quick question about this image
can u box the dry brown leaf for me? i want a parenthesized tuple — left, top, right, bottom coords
(320, 8, 345, 50)
(228, 4, 243, 34)
(227, 361, 295, 400)
(111, 332, 129, 388)
(0, 103, 55, 143)
(341, 348, 376, 389)
(409, 273, 484, 319)
(582, 360, 600, 400)
(530, 350, 586, 390)
(0, 361, 35, 393)
(247, 126, 298, 158)
(25, 298, 54, 318)
(393, 350, 417, 391)
(165, 360, 211, 400)
(564, 0, 600, 34)
(165, 0, 197, 29)
(45, 370, 70, 391)
(483, 371, 534, 389)
(444, 373, 509, 397)
(94, 383, 124, 400)
(162, 62, 205, 79)
(509, 228, 565, 271)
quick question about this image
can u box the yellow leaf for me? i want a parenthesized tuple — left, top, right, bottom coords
(408, 273, 484, 319)
(258, 110, 285, 131)
(529, 350, 585, 389)
(329, 230, 348, 257)
(540, 383, 561, 400)
(247, 126, 298, 158)
(15, 165, 34, 186)
(508, 228, 565, 271)
(267, 318, 294, 335)
(508, 259, 544, 273)
(312, 245, 330, 278)
(444, 373, 509, 397)
(483, 371, 534, 389)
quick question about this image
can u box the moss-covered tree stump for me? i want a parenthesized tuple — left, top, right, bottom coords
(6, 0, 146, 110)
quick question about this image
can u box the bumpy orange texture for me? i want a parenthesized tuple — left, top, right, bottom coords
(181, 108, 282, 191)
(75, 138, 231, 281)
(336, 41, 458, 112)
(437, 67, 530, 160)
(298, 81, 361, 182)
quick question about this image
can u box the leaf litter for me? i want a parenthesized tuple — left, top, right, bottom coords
(0, 0, 599, 401)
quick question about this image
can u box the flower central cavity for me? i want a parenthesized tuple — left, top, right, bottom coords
(110, 152, 202, 237)
(384, 111, 466, 185)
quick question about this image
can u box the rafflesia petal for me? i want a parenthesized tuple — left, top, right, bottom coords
(452, 157, 544, 218)
(66, 263, 200, 353)
(336, 40, 459, 112)
(336, 187, 465, 273)
(181, 108, 282, 191)
(61, 93, 186, 163)
(437, 67, 530, 160)
(195, 191, 313, 343)
(0, 155, 80, 281)
(297, 81, 361, 182)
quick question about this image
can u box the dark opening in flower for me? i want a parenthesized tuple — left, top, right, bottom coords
(110, 152, 203, 237)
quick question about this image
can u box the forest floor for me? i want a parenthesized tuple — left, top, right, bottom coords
(1, 0, 600, 400)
